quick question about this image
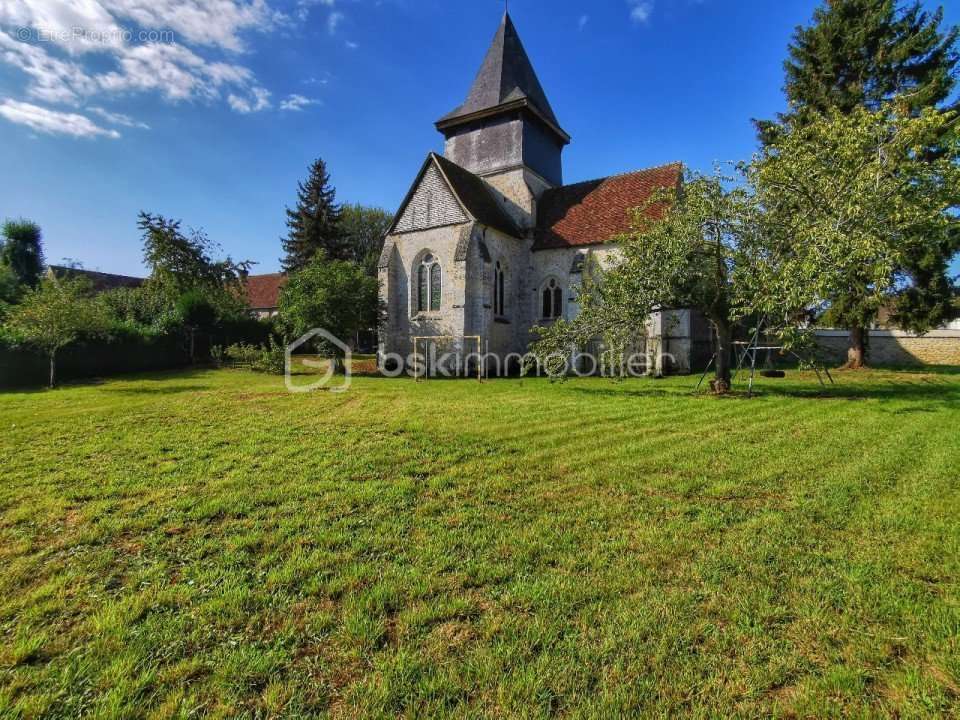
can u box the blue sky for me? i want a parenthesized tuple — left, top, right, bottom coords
(0, 0, 957, 277)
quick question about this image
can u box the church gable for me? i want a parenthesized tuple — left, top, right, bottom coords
(393, 163, 468, 234)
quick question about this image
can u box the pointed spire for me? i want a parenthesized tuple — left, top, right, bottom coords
(437, 12, 565, 137)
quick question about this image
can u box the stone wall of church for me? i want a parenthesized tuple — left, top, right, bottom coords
(481, 167, 553, 231)
(379, 223, 469, 359)
(465, 226, 533, 360)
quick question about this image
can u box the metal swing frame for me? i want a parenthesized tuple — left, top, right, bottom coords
(696, 319, 834, 397)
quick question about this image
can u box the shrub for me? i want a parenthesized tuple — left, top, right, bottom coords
(223, 338, 285, 375)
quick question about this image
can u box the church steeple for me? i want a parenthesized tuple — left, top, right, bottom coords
(436, 12, 569, 187)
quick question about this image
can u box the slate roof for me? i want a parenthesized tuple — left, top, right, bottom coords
(436, 13, 568, 143)
(432, 154, 521, 237)
(533, 163, 683, 250)
(389, 153, 521, 239)
(48, 265, 144, 292)
(243, 272, 287, 310)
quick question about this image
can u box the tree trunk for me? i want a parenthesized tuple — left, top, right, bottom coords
(845, 326, 867, 369)
(189, 329, 196, 365)
(712, 318, 732, 395)
(49, 353, 56, 389)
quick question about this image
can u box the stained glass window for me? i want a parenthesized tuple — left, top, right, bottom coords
(430, 263, 441, 311)
(417, 264, 428, 312)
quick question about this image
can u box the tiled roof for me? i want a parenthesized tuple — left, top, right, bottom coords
(431, 154, 521, 238)
(243, 272, 286, 309)
(533, 163, 683, 250)
(48, 265, 144, 292)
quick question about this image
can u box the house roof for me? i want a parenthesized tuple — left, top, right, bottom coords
(436, 12, 569, 143)
(48, 265, 145, 292)
(533, 163, 683, 250)
(389, 153, 521, 239)
(243, 272, 286, 309)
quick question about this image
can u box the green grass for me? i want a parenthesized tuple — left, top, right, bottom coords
(1, 367, 959, 718)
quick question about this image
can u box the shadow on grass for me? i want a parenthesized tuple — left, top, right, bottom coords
(104, 384, 210, 395)
(565, 370, 960, 408)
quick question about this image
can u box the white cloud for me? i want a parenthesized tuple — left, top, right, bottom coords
(578, 14, 589, 30)
(100, 0, 281, 53)
(327, 10, 343, 34)
(227, 86, 270, 113)
(279, 93, 317, 111)
(344, 39, 357, 49)
(89, 105, 149, 128)
(627, 0, 654, 23)
(0, 32, 97, 104)
(0, 99, 120, 138)
(0, 0, 280, 127)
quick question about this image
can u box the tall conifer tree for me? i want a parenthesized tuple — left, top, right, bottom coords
(760, 0, 959, 367)
(281, 158, 344, 273)
(1, 219, 45, 289)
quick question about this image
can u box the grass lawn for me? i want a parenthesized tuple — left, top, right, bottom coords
(1, 367, 959, 718)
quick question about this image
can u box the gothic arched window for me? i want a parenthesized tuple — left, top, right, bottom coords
(417, 254, 442, 313)
(541, 278, 563, 319)
(494, 261, 505, 316)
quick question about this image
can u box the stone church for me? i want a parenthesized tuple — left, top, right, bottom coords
(378, 12, 705, 373)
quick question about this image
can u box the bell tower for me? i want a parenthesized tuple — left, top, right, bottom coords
(435, 12, 570, 193)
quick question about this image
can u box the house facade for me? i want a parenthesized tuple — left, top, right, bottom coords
(378, 12, 706, 373)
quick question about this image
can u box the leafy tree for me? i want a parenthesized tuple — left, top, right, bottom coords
(528, 172, 760, 393)
(98, 285, 180, 336)
(760, 0, 960, 364)
(0, 260, 20, 314)
(281, 158, 344, 272)
(339, 204, 394, 276)
(1, 219, 45, 289)
(139, 212, 251, 296)
(748, 106, 960, 368)
(3, 276, 107, 388)
(277, 256, 380, 372)
(176, 290, 218, 364)
(137, 212, 252, 331)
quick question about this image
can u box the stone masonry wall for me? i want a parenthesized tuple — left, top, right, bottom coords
(380, 223, 469, 359)
(814, 329, 960, 366)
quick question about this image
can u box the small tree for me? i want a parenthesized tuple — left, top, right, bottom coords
(3, 277, 106, 388)
(277, 256, 380, 373)
(281, 158, 344, 272)
(528, 172, 760, 393)
(749, 105, 960, 368)
(1, 219, 45, 289)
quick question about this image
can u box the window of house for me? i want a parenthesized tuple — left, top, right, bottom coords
(494, 261, 505, 316)
(541, 278, 563, 319)
(417, 254, 442, 313)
